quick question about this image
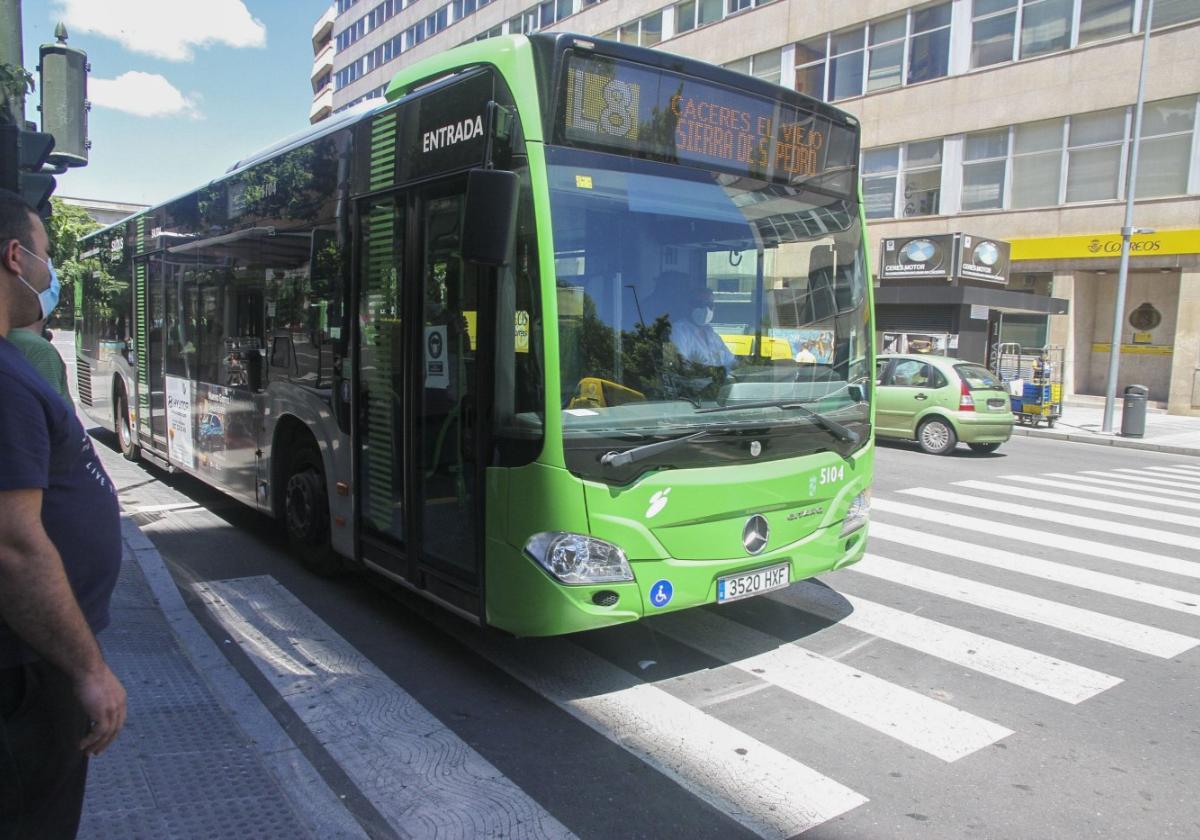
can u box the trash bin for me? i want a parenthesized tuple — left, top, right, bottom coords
(1121, 384, 1149, 438)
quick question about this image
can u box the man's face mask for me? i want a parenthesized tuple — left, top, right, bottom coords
(16, 243, 60, 320)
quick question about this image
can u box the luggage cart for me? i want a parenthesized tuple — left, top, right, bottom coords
(999, 344, 1063, 428)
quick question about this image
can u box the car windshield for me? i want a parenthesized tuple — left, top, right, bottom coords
(955, 363, 1002, 389)
(546, 146, 872, 479)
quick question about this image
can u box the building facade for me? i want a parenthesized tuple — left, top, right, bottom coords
(321, 0, 1200, 413)
(311, 5, 336, 124)
(58, 195, 149, 227)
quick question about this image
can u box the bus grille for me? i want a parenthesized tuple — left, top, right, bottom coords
(76, 358, 93, 406)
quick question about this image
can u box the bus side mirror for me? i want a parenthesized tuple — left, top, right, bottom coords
(462, 168, 518, 267)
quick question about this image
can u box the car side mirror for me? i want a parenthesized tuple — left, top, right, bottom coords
(462, 168, 519, 267)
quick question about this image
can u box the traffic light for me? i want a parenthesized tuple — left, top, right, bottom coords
(0, 123, 57, 218)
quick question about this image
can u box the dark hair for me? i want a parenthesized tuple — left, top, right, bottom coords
(0, 188, 38, 250)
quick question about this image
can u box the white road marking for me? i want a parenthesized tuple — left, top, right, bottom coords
(849, 554, 1197, 659)
(194, 576, 576, 840)
(1047, 473, 1200, 502)
(1083, 470, 1200, 491)
(898, 488, 1200, 552)
(468, 633, 868, 838)
(654, 609, 1012, 761)
(873, 497, 1200, 581)
(870, 521, 1200, 619)
(952, 480, 1200, 530)
(1001, 475, 1200, 512)
(773, 583, 1122, 704)
(1137, 466, 1200, 484)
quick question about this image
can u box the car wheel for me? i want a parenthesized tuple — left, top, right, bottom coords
(115, 386, 140, 462)
(918, 417, 957, 455)
(968, 442, 1001, 454)
(284, 448, 345, 577)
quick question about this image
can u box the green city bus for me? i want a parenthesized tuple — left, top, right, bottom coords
(76, 33, 874, 636)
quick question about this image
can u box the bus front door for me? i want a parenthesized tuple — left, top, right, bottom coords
(356, 183, 486, 620)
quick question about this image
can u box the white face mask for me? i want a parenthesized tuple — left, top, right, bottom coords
(690, 306, 714, 326)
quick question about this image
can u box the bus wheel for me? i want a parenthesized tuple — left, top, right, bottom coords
(115, 387, 140, 461)
(284, 448, 344, 577)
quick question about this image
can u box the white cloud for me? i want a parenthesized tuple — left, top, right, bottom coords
(90, 71, 202, 118)
(53, 0, 267, 61)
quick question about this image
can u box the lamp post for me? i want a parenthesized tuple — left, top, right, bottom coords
(1101, 0, 1155, 433)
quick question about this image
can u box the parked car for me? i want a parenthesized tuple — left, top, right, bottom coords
(875, 354, 1014, 455)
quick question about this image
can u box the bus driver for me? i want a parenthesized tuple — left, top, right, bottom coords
(668, 282, 734, 371)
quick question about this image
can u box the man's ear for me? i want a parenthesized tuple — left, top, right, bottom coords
(0, 239, 21, 275)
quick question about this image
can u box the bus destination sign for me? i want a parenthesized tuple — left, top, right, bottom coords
(562, 54, 855, 190)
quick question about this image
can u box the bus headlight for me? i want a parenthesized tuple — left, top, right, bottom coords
(840, 490, 871, 537)
(524, 532, 634, 585)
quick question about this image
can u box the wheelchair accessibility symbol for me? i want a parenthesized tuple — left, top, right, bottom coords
(649, 579, 673, 608)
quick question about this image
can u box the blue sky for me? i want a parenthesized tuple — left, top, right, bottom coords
(20, 0, 335, 207)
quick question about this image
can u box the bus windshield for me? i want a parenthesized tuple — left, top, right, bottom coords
(548, 146, 871, 480)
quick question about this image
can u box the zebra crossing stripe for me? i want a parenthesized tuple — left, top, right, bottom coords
(653, 609, 1012, 761)
(1161, 464, 1200, 474)
(952, 480, 1200, 530)
(1136, 466, 1200, 485)
(888, 492, 1200, 556)
(1002, 475, 1200, 513)
(1048, 473, 1200, 502)
(849, 555, 1197, 659)
(773, 582, 1121, 704)
(470, 633, 868, 838)
(1084, 470, 1200, 491)
(898, 488, 1200, 552)
(869, 521, 1200, 620)
(193, 576, 576, 839)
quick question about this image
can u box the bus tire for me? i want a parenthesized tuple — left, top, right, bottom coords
(917, 417, 957, 455)
(115, 385, 140, 462)
(284, 447, 345, 578)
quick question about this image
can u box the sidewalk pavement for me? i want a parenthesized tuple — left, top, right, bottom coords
(79, 517, 368, 839)
(1010, 397, 1200, 457)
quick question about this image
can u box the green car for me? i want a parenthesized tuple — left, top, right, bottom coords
(875, 354, 1015, 455)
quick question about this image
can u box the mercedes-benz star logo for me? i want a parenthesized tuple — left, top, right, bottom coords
(742, 514, 770, 555)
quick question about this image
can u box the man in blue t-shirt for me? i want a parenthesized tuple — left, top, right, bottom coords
(0, 189, 126, 839)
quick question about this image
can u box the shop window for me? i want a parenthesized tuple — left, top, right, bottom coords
(1011, 118, 1064, 208)
(1135, 96, 1196, 198)
(1066, 107, 1124, 202)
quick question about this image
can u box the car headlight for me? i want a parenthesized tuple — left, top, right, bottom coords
(524, 532, 634, 585)
(840, 490, 871, 537)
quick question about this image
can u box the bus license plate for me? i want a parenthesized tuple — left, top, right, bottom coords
(717, 563, 790, 604)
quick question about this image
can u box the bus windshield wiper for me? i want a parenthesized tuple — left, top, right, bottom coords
(599, 430, 715, 469)
(695, 400, 860, 445)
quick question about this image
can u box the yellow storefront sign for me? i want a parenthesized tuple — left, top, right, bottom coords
(1091, 343, 1174, 356)
(1011, 229, 1200, 261)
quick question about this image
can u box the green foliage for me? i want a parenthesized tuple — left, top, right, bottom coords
(46, 197, 101, 323)
(0, 62, 35, 102)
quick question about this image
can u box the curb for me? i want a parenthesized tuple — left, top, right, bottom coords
(1009, 426, 1200, 458)
(120, 518, 369, 840)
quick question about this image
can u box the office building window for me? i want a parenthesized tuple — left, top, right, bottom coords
(1066, 107, 1124, 202)
(1135, 96, 1196, 197)
(962, 129, 1009, 210)
(908, 3, 951, 83)
(675, 0, 723, 32)
(861, 141, 943, 218)
(1011, 118, 1064, 208)
(868, 15, 906, 92)
(724, 49, 781, 84)
(795, 35, 827, 99)
(829, 27, 865, 100)
(1020, 0, 1072, 58)
(1148, 0, 1200, 28)
(620, 11, 663, 46)
(862, 147, 900, 219)
(1078, 0, 1134, 43)
(971, 0, 1017, 67)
